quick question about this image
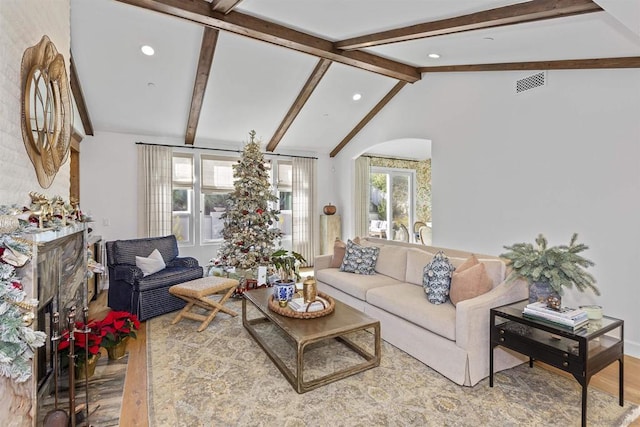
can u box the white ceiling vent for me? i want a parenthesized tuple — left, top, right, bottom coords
(516, 71, 546, 94)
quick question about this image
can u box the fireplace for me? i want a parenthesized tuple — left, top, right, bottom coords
(0, 224, 89, 426)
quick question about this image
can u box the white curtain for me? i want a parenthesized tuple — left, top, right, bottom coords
(292, 157, 316, 267)
(354, 156, 370, 238)
(137, 145, 173, 237)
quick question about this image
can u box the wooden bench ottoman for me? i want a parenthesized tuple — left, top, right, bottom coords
(169, 276, 239, 332)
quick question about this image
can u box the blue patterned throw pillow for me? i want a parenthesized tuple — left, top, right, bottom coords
(423, 251, 455, 304)
(339, 239, 380, 275)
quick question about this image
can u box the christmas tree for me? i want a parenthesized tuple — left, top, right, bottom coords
(216, 131, 281, 271)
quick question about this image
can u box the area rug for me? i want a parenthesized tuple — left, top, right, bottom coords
(148, 300, 639, 426)
(38, 352, 128, 426)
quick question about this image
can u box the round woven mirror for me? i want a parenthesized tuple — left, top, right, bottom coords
(20, 35, 72, 188)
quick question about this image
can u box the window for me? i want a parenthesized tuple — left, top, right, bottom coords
(172, 155, 193, 244)
(200, 156, 235, 243)
(275, 161, 292, 248)
(170, 153, 307, 257)
(369, 167, 415, 242)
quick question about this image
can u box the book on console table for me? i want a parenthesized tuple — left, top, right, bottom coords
(525, 302, 588, 321)
(288, 297, 329, 313)
(522, 306, 588, 327)
(523, 312, 589, 331)
(523, 302, 588, 328)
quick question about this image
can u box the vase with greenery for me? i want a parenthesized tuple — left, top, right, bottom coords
(500, 233, 600, 304)
(270, 249, 306, 306)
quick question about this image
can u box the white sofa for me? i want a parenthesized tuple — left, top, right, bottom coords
(314, 237, 527, 386)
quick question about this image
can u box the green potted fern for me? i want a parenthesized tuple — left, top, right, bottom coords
(500, 233, 600, 303)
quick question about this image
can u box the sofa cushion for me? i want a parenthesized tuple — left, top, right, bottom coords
(448, 255, 505, 287)
(423, 251, 455, 304)
(340, 239, 380, 275)
(136, 249, 166, 277)
(449, 257, 493, 306)
(375, 245, 408, 282)
(330, 239, 347, 268)
(405, 248, 435, 286)
(316, 268, 401, 300)
(366, 283, 456, 341)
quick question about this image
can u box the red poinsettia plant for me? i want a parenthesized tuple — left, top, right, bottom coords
(58, 321, 102, 363)
(96, 311, 140, 348)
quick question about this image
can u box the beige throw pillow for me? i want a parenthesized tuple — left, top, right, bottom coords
(449, 255, 493, 306)
(330, 239, 347, 268)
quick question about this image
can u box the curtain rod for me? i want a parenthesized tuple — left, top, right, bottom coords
(135, 141, 318, 160)
(363, 154, 424, 162)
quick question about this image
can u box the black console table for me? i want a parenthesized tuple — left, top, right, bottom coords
(490, 301, 624, 427)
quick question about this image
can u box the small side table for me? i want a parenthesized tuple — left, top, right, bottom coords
(490, 301, 624, 427)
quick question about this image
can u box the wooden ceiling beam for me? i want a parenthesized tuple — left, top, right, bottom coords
(419, 57, 640, 73)
(336, 0, 602, 50)
(185, 27, 219, 145)
(330, 81, 407, 158)
(211, 0, 244, 15)
(266, 59, 332, 152)
(69, 56, 94, 136)
(115, 0, 420, 82)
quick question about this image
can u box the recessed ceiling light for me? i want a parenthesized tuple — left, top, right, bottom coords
(141, 45, 155, 56)
(352, 93, 362, 101)
(147, 82, 156, 88)
(428, 53, 440, 59)
(483, 37, 495, 41)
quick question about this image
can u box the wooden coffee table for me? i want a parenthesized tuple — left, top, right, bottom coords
(242, 287, 381, 393)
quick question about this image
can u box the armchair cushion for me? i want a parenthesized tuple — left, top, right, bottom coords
(110, 235, 179, 266)
(136, 249, 166, 276)
(166, 257, 200, 268)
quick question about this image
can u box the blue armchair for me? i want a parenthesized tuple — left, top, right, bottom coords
(106, 235, 203, 321)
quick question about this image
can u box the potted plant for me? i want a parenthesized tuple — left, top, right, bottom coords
(270, 249, 306, 307)
(96, 311, 140, 360)
(500, 233, 600, 304)
(58, 320, 102, 380)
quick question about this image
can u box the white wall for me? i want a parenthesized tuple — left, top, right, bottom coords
(335, 68, 640, 356)
(0, 0, 71, 205)
(80, 131, 335, 265)
(0, 1, 71, 423)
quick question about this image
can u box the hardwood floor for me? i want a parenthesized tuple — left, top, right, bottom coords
(90, 292, 640, 426)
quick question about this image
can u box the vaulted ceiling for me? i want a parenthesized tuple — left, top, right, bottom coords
(70, 0, 640, 159)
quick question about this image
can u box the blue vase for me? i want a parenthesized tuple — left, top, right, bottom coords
(273, 281, 296, 304)
(529, 281, 561, 304)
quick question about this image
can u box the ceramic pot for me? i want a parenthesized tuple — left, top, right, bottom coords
(273, 281, 296, 307)
(529, 281, 561, 304)
(323, 204, 337, 215)
(75, 352, 100, 381)
(106, 337, 130, 360)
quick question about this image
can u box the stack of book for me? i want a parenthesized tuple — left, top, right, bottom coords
(523, 302, 589, 329)
(288, 297, 328, 313)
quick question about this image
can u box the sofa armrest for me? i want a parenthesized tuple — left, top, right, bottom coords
(166, 256, 200, 268)
(111, 264, 144, 285)
(455, 278, 528, 351)
(313, 254, 333, 273)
